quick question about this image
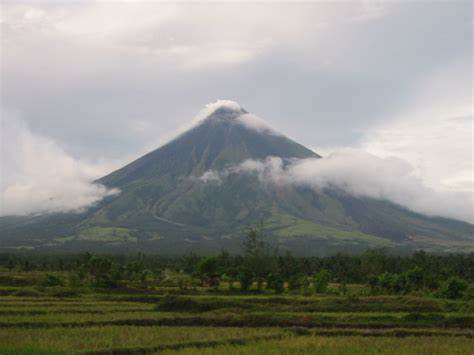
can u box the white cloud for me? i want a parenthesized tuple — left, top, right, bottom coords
(193, 100, 243, 123)
(192, 100, 278, 134)
(362, 113, 473, 193)
(201, 150, 474, 223)
(199, 170, 222, 184)
(160, 100, 279, 147)
(155, 46, 255, 71)
(0, 111, 119, 216)
(360, 57, 473, 193)
(237, 113, 277, 134)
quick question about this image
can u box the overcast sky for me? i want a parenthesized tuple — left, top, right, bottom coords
(0, 1, 472, 218)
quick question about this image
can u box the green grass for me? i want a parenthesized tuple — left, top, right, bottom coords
(60, 227, 137, 243)
(266, 212, 394, 247)
(0, 282, 472, 354)
(161, 335, 474, 354)
(0, 326, 284, 353)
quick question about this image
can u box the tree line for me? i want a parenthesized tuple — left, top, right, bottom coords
(1, 228, 473, 299)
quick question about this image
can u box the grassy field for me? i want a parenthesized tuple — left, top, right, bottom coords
(0, 271, 472, 354)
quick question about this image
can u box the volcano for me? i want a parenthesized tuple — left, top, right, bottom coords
(1, 101, 473, 255)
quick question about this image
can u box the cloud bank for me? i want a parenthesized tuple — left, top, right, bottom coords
(201, 150, 474, 224)
(0, 113, 119, 216)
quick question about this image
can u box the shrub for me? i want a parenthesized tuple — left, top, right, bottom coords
(441, 277, 468, 299)
(406, 266, 424, 291)
(267, 273, 284, 294)
(42, 274, 64, 287)
(237, 268, 253, 291)
(288, 275, 302, 292)
(314, 269, 330, 294)
(300, 277, 311, 295)
(338, 281, 348, 296)
(464, 283, 474, 300)
(195, 257, 220, 287)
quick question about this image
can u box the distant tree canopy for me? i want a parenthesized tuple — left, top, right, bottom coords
(0, 232, 473, 299)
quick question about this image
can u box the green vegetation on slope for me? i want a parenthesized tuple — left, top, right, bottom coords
(266, 212, 394, 248)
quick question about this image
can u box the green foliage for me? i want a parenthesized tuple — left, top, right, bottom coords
(441, 277, 468, 299)
(195, 257, 220, 288)
(237, 268, 254, 292)
(338, 281, 348, 296)
(240, 226, 277, 290)
(82, 255, 121, 288)
(42, 274, 64, 287)
(288, 275, 303, 292)
(406, 266, 424, 291)
(314, 269, 331, 294)
(266, 273, 284, 294)
(0, 250, 472, 298)
(376, 272, 409, 294)
(300, 276, 311, 295)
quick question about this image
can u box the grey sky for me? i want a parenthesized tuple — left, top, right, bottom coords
(0, 1, 472, 217)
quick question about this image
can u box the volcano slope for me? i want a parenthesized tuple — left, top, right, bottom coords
(1, 101, 472, 255)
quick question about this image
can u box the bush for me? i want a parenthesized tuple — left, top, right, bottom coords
(406, 266, 424, 291)
(288, 275, 302, 292)
(314, 269, 330, 294)
(338, 281, 348, 295)
(42, 274, 64, 287)
(195, 257, 220, 287)
(300, 277, 311, 295)
(237, 269, 253, 291)
(267, 273, 284, 294)
(464, 283, 474, 300)
(441, 277, 468, 299)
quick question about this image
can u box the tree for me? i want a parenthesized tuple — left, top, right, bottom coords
(6, 258, 15, 271)
(86, 256, 119, 288)
(441, 277, 467, 299)
(406, 267, 424, 291)
(314, 269, 331, 294)
(42, 274, 64, 287)
(241, 226, 276, 290)
(237, 267, 254, 291)
(267, 273, 284, 294)
(367, 275, 378, 294)
(377, 272, 394, 293)
(338, 281, 348, 296)
(288, 275, 303, 292)
(195, 257, 220, 288)
(300, 276, 311, 295)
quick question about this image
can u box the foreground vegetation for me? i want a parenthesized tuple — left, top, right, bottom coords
(0, 230, 473, 353)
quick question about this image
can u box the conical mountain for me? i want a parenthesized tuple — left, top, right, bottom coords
(0, 101, 472, 255)
(98, 102, 318, 188)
